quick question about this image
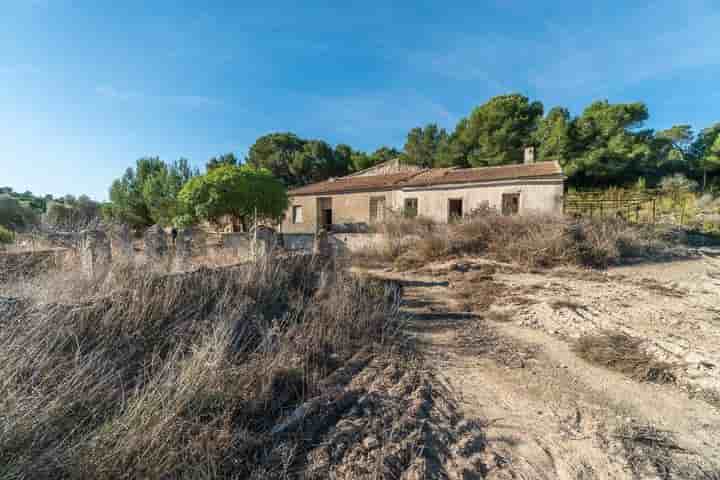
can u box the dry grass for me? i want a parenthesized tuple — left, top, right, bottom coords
(573, 332, 676, 384)
(616, 423, 690, 479)
(360, 210, 679, 271)
(0, 254, 404, 478)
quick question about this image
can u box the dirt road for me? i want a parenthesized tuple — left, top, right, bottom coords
(367, 254, 720, 479)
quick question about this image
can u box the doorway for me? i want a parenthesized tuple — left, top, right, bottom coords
(502, 193, 520, 216)
(448, 198, 463, 221)
(317, 197, 333, 230)
(321, 209, 332, 228)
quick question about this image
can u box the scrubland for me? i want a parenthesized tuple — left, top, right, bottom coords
(2, 212, 720, 479)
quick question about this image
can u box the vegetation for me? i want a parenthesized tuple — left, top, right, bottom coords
(178, 164, 288, 231)
(0, 255, 401, 478)
(359, 210, 677, 270)
(106, 157, 198, 229)
(45, 195, 102, 231)
(0, 225, 14, 245)
(0, 194, 39, 231)
(574, 332, 676, 384)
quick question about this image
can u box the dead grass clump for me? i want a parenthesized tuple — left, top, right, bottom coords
(616, 423, 686, 479)
(0, 254, 403, 478)
(367, 209, 675, 271)
(573, 332, 676, 384)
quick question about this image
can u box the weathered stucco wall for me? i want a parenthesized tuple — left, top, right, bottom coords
(281, 190, 396, 234)
(281, 178, 564, 232)
(281, 195, 318, 234)
(396, 179, 564, 221)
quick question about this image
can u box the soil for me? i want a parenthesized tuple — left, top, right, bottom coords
(359, 252, 720, 479)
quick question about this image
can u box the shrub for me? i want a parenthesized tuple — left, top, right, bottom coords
(0, 225, 14, 244)
(365, 210, 674, 270)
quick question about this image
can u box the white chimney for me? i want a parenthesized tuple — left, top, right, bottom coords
(524, 146, 535, 164)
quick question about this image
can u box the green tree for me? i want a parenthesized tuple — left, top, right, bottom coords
(206, 153, 238, 171)
(141, 159, 195, 226)
(370, 146, 401, 164)
(450, 93, 544, 167)
(651, 125, 694, 178)
(565, 101, 651, 186)
(107, 157, 196, 228)
(0, 194, 38, 230)
(401, 124, 448, 167)
(289, 140, 344, 184)
(534, 107, 574, 165)
(178, 165, 288, 231)
(247, 133, 306, 185)
(690, 123, 720, 190)
(0, 225, 14, 245)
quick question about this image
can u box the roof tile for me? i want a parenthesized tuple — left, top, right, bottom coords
(288, 161, 563, 196)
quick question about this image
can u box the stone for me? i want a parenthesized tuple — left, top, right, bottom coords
(313, 229, 333, 258)
(173, 228, 193, 269)
(115, 223, 133, 258)
(251, 225, 277, 257)
(144, 225, 168, 260)
(80, 229, 112, 278)
(362, 436, 379, 450)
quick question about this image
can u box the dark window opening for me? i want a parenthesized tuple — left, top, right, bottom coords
(448, 199, 463, 220)
(502, 193, 520, 216)
(404, 198, 418, 218)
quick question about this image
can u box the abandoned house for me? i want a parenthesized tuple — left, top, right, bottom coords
(280, 148, 565, 234)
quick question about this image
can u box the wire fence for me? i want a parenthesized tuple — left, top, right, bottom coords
(564, 190, 660, 224)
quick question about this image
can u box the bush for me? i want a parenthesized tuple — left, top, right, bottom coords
(366, 210, 674, 270)
(0, 225, 14, 244)
(0, 194, 39, 231)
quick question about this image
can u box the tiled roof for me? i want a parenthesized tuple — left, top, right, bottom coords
(288, 171, 423, 196)
(288, 161, 563, 196)
(402, 161, 563, 188)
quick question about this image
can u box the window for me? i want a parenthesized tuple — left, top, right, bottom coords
(502, 193, 520, 216)
(292, 205, 303, 223)
(369, 197, 386, 222)
(448, 198, 463, 220)
(404, 198, 418, 218)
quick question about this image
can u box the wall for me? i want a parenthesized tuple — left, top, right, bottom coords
(395, 179, 564, 222)
(281, 178, 564, 232)
(282, 233, 314, 251)
(281, 190, 396, 234)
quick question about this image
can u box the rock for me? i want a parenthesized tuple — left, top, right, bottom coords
(115, 223, 133, 258)
(144, 225, 168, 260)
(363, 436, 379, 450)
(173, 228, 193, 269)
(80, 229, 112, 279)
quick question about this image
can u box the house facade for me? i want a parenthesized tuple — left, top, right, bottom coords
(280, 156, 565, 234)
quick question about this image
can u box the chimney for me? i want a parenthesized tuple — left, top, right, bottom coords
(524, 146, 535, 164)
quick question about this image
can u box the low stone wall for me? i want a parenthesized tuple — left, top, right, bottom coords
(330, 233, 389, 253)
(281, 233, 314, 251)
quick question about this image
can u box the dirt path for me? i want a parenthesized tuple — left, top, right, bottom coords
(367, 255, 720, 479)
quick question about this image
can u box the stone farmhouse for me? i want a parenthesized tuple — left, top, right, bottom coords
(280, 148, 565, 234)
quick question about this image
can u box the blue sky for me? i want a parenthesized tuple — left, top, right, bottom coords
(2, 0, 720, 200)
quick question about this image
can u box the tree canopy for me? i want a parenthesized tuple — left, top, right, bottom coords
(107, 157, 198, 228)
(177, 164, 288, 231)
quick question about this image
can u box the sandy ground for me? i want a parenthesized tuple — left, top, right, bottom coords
(363, 252, 720, 479)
